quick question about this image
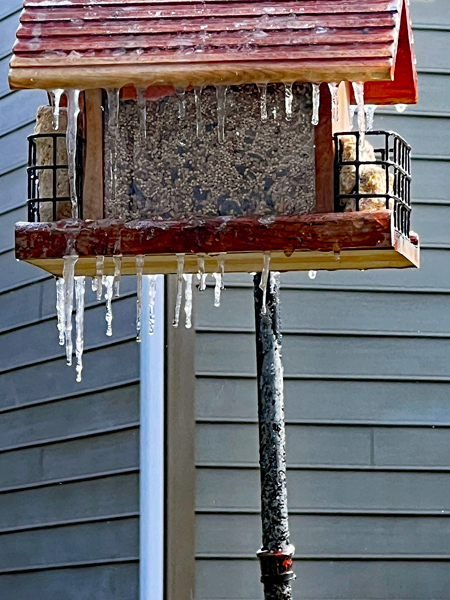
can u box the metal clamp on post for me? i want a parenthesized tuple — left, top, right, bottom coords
(257, 545, 296, 585)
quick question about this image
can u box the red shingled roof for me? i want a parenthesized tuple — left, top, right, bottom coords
(9, 0, 417, 103)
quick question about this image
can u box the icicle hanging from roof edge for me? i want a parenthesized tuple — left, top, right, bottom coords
(56, 277, 66, 346)
(74, 275, 85, 383)
(194, 87, 203, 138)
(147, 274, 158, 335)
(259, 252, 271, 316)
(136, 88, 147, 144)
(95, 256, 104, 301)
(216, 86, 228, 144)
(328, 83, 340, 123)
(106, 88, 120, 205)
(183, 274, 193, 329)
(65, 89, 81, 219)
(352, 82, 366, 148)
(173, 254, 185, 328)
(52, 89, 64, 131)
(312, 83, 321, 126)
(284, 84, 293, 122)
(113, 255, 122, 298)
(63, 254, 78, 367)
(136, 255, 145, 342)
(197, 255, 207, 291)
(104, 275, 114, 337)
(257, 84, 268, 123)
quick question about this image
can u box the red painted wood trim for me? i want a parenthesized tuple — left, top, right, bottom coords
(15, 212, 403, 260)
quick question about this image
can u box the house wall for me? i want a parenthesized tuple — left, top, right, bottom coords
(0, 6, 140, 598)
(193, 1, 450, 598)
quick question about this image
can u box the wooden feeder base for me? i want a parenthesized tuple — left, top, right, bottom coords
(15, 211, 419, 277)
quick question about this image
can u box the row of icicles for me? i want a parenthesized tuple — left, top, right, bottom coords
(50, 82, 407, 222)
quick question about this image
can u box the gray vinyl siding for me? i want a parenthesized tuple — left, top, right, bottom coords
(193, 2, 450, 598)
(0, 8, 139, 598)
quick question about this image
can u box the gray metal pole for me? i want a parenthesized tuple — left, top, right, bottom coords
(254, 272, 295, 600)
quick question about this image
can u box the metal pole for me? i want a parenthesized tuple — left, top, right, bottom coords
(254, 272, 295, 600)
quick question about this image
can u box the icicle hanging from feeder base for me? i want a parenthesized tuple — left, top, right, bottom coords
(216, 86, 227, 144)
(175, 88, 186, 120)
(197, 255, 207, 291)
(309, 270, 317, 280)
(284, 84, 293, 122)
(136, 88, 147, 144)
(259, 252, 271, 315)
(135, 255, 145, 342)
(365, 105, 378, 132)
(194, 87, 203, 138)
(74, 275, 85, 382)
(63, 255, 78, 367)
(147, 275, 158, 335)
(95, 256, 104, 301)
(328, 83, 340, 122)
(257, 84, 268, 123)
(52, 89, 64, 130)
(352, 82, 366, 148)
(56, 277, 66, 346)
(312, 83, 321, 126)
(173, 254, 185, 328)
(183, 274, 193, 329)
(212, 253, 226, 308)
(396, 104, 407, 114)
(65, 89, 81, 219)
(104, 275, 114, 337)
(113, 255, 122, 298)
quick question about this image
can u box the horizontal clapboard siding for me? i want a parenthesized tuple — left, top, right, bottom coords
(0, 8, 140, 597)
(194, 3, 450, 598)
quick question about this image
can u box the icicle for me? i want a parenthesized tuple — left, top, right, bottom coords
(259, 252, 271, 315)
(308, 270, 317, 280)
(183, 274, 193, 329)
(352, 82, 366, 148)
(106, 88, 120, 204)
(136, 255, 145, 342)
(328, 83, 339, 122)
(63, 255, 78, 366)
(258, 84, 268, 123)
(95, 256, 104, 301)
(113, 255, 122, 298)
(312, 83, 321, 126)
(197, 255, 207, 291)
(213, 272, 222, 307)
(216, 86, 227, 144)
(147, 275, 158, 335)
(104, 275, 114, 337)
(173, 254, 185, 327)
(52, 89, 64, 130)
(136, 88, 147, 143)
(65, 89, 81, 218)
(56, 278, 66, 345)
(175, 87, 186, 120)
(74, 275, 85, 382)
(396, 104, 407, 114)
(194, 87, 203, 138)
(365, 105, 378, 132)
(91, 277, 98, 293)
(284, 83, 293, 122)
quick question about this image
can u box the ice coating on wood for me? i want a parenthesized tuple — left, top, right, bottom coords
(106, 88, 120, 205)
(312, 83, 321, 126)
(104, 275, 114, 337)
(95, 255, 104, 301)
(284, 84, 293, 122)
(56, 277, 66, 345)
(74, 275, 85, 383)
(258, 84, 268, 123)
(352, 82, 366, 148)
(259, 251, 271, 315)
(62, 254, 78, 366)
(173, 254, 185, 328)
(183, 273, 193, 329)
(176, 87, 186, 120)
(216, 86, 227, 144)
(197, 255, 207, 291)
(147, 274, 158, 335)
(113, 255, 122, 298)
(309, 270, 317, 280)
(365, 105, 378, 132)
(52, 89, 64, 130)
(194, 87, 203, 138)
(65, 89, 81, 219)
(136, 88, 147, 143)
(135, 254, 145, 342)
(328, 83, 339, 123)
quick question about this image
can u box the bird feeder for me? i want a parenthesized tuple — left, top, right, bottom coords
(11, 0, 419, 277)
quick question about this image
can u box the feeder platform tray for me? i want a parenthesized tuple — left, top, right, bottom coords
(15, 211, 420, 276)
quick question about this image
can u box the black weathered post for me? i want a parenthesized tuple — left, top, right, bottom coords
(254, 272, 295, 600)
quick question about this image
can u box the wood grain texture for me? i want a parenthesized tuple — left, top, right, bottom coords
(82, 89, 103, 220)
